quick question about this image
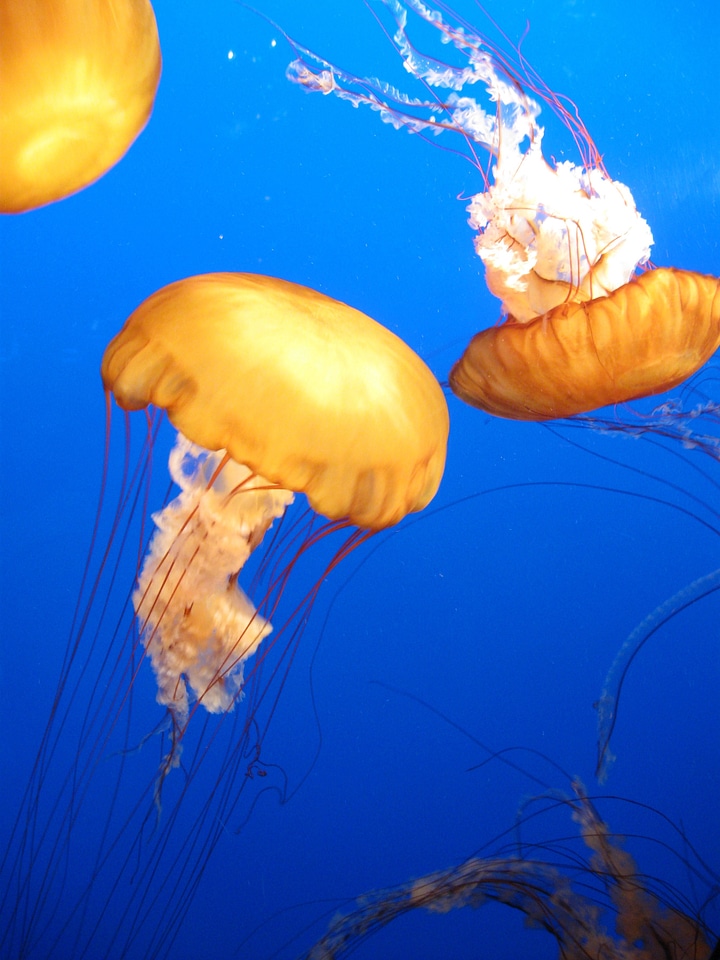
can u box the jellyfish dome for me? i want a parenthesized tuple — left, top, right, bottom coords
(0, 0, 161, 213)
(450, 268, 720, 421)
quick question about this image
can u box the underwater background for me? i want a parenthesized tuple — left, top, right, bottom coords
(1, 0, 719, 957)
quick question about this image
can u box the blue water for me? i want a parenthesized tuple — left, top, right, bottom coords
(1, 1, 719, 957)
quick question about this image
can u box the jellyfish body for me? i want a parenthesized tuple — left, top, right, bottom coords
(0, 0, 161, 213)
(286, 0, 720, 419)
(102, 272, 449, 733)
(450, 268, 720, 421)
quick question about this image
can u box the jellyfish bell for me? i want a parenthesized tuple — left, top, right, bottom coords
(0, 0, 161, 213)
(102, 272, 446, 530)
(101, 271, 449, 767)
(449, 267, 720, 421)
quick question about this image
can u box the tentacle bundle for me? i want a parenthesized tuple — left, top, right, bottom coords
(135, 433, 294, 726)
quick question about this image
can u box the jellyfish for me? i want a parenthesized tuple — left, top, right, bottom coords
(0, 0, 161, 213)
(284, 0, 720, 421)
(0, 272, 448, 960)
(299, 780, 718, 959)
(101, 271, 448, 768)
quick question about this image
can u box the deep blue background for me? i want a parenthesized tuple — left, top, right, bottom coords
(1, 1, 719, 957)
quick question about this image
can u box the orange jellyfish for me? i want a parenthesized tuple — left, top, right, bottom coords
(0, 272, 448, 959)
(0, 0, 161, 213)
(284, 0, 720, 422)
(101, 271, 448, 768)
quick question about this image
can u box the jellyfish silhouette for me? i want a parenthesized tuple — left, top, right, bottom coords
(0, 0, 161, 213)
(284, 0, 720, 421)
(0, 272, 448, 960)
